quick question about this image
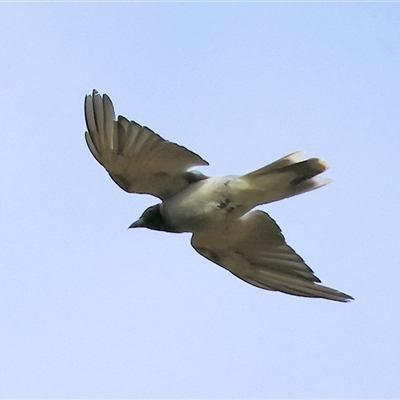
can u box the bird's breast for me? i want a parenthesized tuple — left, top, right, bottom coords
(162, 176, 241, 233)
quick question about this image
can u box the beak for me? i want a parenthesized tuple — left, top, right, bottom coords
(128, 218, 144, 229)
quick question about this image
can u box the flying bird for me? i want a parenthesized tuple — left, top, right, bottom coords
(85, 90, 353, 302)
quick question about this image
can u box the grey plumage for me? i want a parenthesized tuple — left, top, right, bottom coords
(85, 90, 353, 303)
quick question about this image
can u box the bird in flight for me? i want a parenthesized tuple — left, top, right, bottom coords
(85, 90, 353, 302)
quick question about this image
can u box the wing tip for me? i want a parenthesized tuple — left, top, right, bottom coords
(338, 292, 355, 303)
(308, 283, 354, 303)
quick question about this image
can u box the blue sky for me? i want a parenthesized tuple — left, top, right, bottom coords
(1, 3, 399, 398)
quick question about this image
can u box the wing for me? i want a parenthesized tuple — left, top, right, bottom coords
(85, 90, 209, 199)
(191, 210, 353, 302)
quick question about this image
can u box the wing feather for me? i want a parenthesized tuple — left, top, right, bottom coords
(84, 90, 209, 199)
(191, 210, 353, 302)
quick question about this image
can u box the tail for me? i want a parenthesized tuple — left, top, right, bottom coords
(230, 151, 332, 207)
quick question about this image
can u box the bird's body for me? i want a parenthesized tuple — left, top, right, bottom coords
(85, 90, 353, 302)
(162, 175, 241, 232)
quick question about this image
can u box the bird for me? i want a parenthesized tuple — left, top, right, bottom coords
(84, 90, 353, 302)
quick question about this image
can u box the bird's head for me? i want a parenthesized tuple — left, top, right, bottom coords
(128, 204, 180, 233)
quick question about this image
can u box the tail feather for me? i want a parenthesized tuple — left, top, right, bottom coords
(230, 151, 331, 207)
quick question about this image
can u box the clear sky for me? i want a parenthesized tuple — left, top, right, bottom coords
(1, 2, 399, 398)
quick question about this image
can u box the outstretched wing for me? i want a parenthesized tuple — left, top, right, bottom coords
(191, 210, 353, 302)
(85, 90, 209, 199)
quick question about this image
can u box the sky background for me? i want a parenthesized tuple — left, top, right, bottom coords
(1, 2, 399, 399)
